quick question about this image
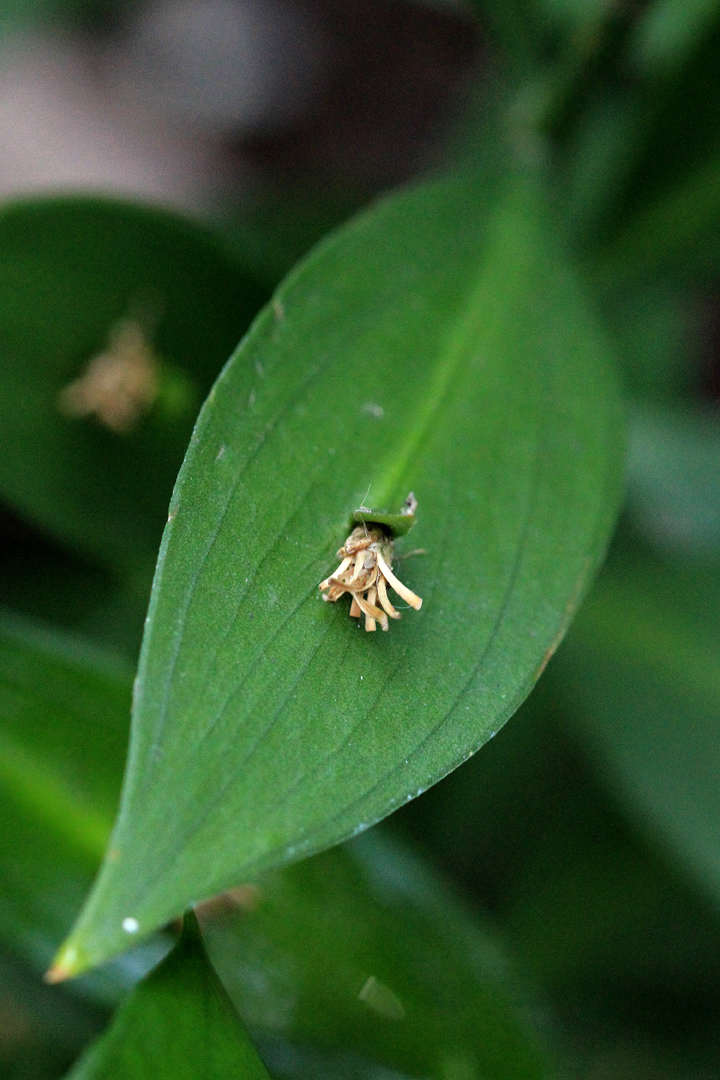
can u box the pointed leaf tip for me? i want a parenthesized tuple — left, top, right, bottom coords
(64, 907, 271, 1079)
(44, 964, 70, 985)
(44, 942, 82, 983)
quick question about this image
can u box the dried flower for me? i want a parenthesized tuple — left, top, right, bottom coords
(319, 521, 422, 632)
(58, 319, 159, 434)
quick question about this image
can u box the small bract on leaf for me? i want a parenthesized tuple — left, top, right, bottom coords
(351, 490, 418, 536)
(320, 493, 423, 632)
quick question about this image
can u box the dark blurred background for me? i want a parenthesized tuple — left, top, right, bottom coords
(0, 0, 483, 270)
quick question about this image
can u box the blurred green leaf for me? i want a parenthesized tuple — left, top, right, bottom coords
(0, 0, 63, 33)
(557, 92, 649, 241)
(537, 0, 615, 35)
(0, 609, 127, 957)
(56, 169, 623, 976)
(590, 274, 702, 400)
(469, 0, 546, 73)
(201, 832, 554, 1080)
(598, 148, 720, 282)
(66, 913, 271, 1080)
(401, 681, 720, 1072)
(0, 504, 121, 648)
(0, 609, 166, 1000)
(0, 599, 554, 1073)
(0, 197, 267, 575)
(0, 497, 160, 662)
(0, 948, 106, 1080)
(626, 402, 720, 559)
(596, 16, 720, 269)
(556, 553, 720, 904)
(629, 0, 720, 75)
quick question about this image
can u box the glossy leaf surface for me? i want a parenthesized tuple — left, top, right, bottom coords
(201, 832, 553, 1080)
(58, 170, 624, 975)
(66, 913, 271, 1080)
(0, 197, 267, 572)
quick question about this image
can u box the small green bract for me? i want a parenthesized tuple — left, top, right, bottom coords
(319, 494, 422, 632)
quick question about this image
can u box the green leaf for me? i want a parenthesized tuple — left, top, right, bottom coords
(469, 0, 546, 74)
(0, 596, 553, 1076)
(56, 169, 624, 976)
(626, 402, 720, 559)
(593, 17, 720, 282)
(0, 0, 62, 33)
(201, 832, 554, 1080)
(0, 609, 127, 957)
(0, 608, 168, 1000)
(597, 148, 720, 283)
(66, 913, 271, 1080)
(592, 281, 701, 400)
(629, 0, 720, 75)
(555, 554, 720, 904)
(0, 510, 120, 650)
(0, 197, 267, 573)
(404, 682, 720, 1070)
(0, 947, 106, 1080)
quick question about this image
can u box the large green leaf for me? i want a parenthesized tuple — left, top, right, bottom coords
(55, 169, 623, 976)
(66, 913, 271, 1080)
(0, 197, 267, 573)
(0, 603, 552, 1075)
(201, 832, 553, 1080)
(0, 605, 555, 1070)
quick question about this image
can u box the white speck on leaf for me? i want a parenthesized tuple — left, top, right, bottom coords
(362, 402, 384, 418)
(122, 917, 139, 934)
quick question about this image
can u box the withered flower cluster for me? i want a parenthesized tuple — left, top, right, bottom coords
(319, 524, 422, 632)
(58, 319, 159, 434)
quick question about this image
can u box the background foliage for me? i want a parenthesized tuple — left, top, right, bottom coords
(1, 1, 719, 1078)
